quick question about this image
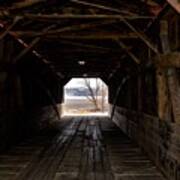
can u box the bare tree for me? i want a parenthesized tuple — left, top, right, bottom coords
(101, 83, 107, 112)
(84, 78, 100, 111)
(84, 78, 107, 112)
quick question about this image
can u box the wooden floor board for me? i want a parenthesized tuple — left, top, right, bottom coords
(0, 116, 166, 180)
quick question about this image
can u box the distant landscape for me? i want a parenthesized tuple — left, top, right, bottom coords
(63, 80, 109, 115)
(62, 91, 109, 115)
(65, 87, 103, 96)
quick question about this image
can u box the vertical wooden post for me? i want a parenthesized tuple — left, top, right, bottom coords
(15, 76, 24, 108)
(156, 67, 171, 120)
(156, 20, 171, 121)
(137, 69, 142, 112)
(160, 20, 170, 54)
(158, 20, 180, 122)
(157, 20, 169, 120)
(127, 78, 132, 109)
(167, 68, 180, 123)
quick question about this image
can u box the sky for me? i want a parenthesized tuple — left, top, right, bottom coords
(65, 78, 105, 88)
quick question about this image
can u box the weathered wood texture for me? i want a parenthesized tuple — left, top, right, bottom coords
(0, 104, 62, 152)
(0, 39, 62, 150)
(156, 67, 171, 121)
(0, 38, 25, 152)
(155, 53, 180, 68)
(167, 0, 180, 13)
(167, 69, 180, 123)
(0, 36, 63, 152)
(0, 117, 165, 180)
(111, 105, 180, 180)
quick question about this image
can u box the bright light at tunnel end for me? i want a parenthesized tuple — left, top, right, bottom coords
(62, 78, 110, 117)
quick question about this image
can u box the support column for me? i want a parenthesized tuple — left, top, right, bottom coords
(167, 68, 180, 123)
(157, 20, 180, 123)
(137, 68, 142, 112)
(156, 67, 171, 121)
(156, 20, 170, 120)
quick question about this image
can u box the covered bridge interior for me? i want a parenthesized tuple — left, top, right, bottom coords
(0, 0, 180, 180)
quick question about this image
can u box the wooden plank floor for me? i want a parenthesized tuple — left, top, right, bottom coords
(0, 117, 166, 180)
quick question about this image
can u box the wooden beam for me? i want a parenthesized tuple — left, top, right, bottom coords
(47, 34, 137, 40)
(3, 13, 156, 51)
(116, 40, 140, 64)
(156, 67, 171, 121)
(108, 63, 121, 80)
(155, 52, 180, 68)
(137, 70, 142, 112)
(120, 18, 159, 54)
(10, 0, 44, 10)
(46, 48, 124, 54)
(20, 14, 154, 21)
(70, 0, 136, 15)
(0, 21, 49, 65)
(167, 0, 180, 13)
(12, 31, 138, 39)
(55, 66, 115, 72)
(58, 40, 119, 52)
(0, 16, 21, 40)
(110, 77, 129, 121)
(166, 69, 180, 123)
(13, 24, 57, 63)
(159, 20, 180, 123)
(156, 21, 180, 123)
(37, 78, 61, 121)
(107, 55, 127, 81)
(10, 19, 121, 37)
(67, 0, 158, 54)
(7, 24, 64, 78)
(160, 20, 170, 53)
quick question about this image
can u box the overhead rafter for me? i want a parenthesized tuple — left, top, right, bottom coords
(57, 40, 120, 52)
(61, 0, 159, 54)
(70, 0, 137, 15)
(121, 18, 159, 54)
(0, 19, 64, 78)
(9, 0, 44, 10)
(10, 19, 122, 38)
(12, 31, 138, 40)
(0, 21, 48, 64)
(15, 14, 154, 21)
(0, 0, 166, 80)
(44, 48, 122, 54)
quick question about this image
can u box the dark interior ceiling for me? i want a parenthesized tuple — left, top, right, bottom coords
(0, 0, 169, 80)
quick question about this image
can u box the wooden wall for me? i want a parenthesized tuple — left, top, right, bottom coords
(108, 63, 180, 180)
(0, 37, 63, 152)
(108, 11, 180, 179)
(111, 106, 180, 180)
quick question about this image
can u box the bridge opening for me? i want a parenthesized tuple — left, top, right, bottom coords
(62, 78, 109, 116)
